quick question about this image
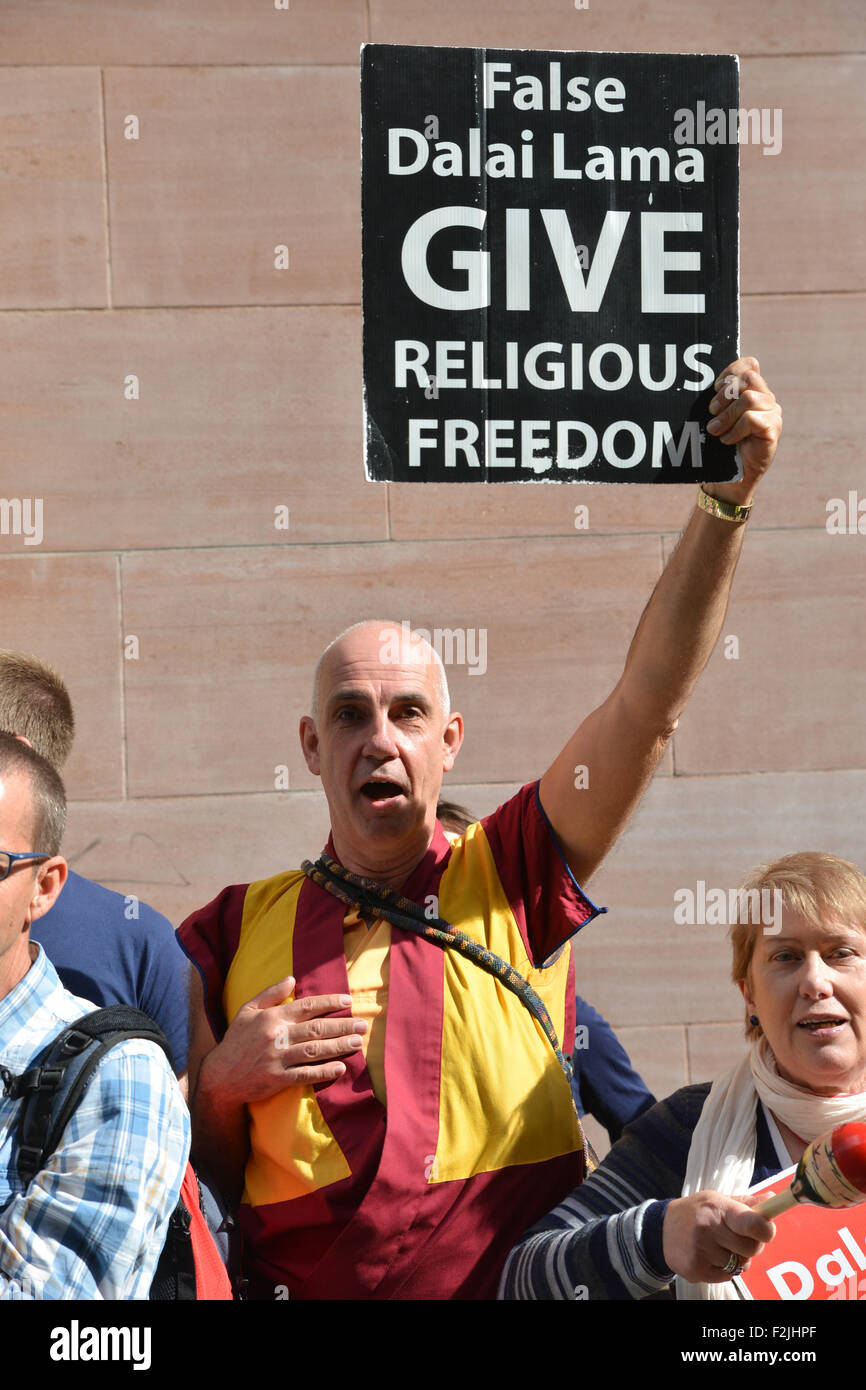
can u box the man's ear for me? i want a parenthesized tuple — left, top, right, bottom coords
(442, 712, 464, 772)
(27, 857, 68, 925)
(299, 715, 321, 776)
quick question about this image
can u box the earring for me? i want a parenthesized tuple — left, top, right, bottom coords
(749, 1014, 759, 1027)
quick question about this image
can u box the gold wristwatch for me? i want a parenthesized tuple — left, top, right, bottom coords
(696, 485, 753, 524)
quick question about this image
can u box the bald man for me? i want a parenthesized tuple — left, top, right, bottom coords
(180, 359, 782, 1300)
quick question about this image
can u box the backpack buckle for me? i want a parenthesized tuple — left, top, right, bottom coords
(58, 1030, 93, 1057)
(17, 1144, 44, 1180)
(4, 1064, 63, 1099)
(33, 1065, 64, 1093)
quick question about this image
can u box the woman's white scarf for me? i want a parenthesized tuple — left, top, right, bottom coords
(676, 1038, 866, 1300)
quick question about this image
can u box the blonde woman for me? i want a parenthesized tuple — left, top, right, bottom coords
(501, 853, 866, 1300)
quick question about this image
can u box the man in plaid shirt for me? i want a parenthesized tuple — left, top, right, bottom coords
(0, 733, 189, 1299)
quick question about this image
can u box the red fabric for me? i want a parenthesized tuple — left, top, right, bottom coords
(180, 1165, 233, 1301)
(181, 796, 594, 1299)
(481, 780, 605, 966)
(177, 883, 249, 1039)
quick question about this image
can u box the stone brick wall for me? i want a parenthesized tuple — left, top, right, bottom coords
(0, 1, 862, 1154)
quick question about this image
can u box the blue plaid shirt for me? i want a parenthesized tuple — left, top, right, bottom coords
(0, 946, 190, 1300)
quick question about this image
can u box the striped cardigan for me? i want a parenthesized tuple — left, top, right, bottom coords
(500, 1082, 785, 1300)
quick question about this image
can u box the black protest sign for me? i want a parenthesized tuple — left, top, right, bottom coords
(362, 45, 740, 484)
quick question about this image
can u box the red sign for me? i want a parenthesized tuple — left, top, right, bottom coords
(735, 1167, 866, 1301)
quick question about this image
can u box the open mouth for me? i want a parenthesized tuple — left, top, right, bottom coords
(359, 780, 405, 803)
(797, 1017, 847, 1034)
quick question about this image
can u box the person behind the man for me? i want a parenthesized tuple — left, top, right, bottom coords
(182, 359, 783, 1299)
(0, 651, 190, 1077)
(0, 733, 189, 1299)
(571, 997, 655, 1144)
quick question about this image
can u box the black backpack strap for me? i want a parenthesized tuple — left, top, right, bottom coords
(7, 1005, 173, 1187)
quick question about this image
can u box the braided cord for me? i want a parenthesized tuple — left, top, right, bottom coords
(301, 853, 574, 1088)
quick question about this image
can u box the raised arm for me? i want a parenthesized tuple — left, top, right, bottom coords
(539, 358, 782, 885)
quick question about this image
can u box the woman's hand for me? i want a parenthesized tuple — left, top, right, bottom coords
(662, 1191, 776, 1284)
